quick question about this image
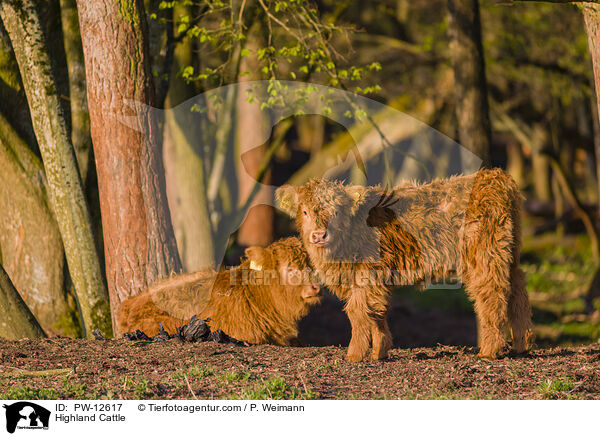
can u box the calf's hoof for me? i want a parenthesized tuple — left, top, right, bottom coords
(476, 352, 498, 361)
(371, 345, 390, 361)
(372, 336, 392, 361)
(345, 351, 368, 362)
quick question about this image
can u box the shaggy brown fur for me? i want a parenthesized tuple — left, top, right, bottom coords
(116, 270, 214, 336)
(276, 168, 534, 361)
(116, 237, 322, 345)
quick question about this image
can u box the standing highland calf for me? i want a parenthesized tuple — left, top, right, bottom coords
(276, 168, 533, 361)
(117, 237, 322, 345)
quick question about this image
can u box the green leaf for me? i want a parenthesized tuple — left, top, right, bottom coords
(177, 23, 189, 34)
(181, 66, 194, 79)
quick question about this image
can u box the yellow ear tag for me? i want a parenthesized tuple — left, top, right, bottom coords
(249, 260, 262, 271)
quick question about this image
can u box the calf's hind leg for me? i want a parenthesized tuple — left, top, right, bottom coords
(469, 281, 510, 359)
(371, 317, 392, 360)
(508, 266, 533, 353)
(464, 261, 511, 359)
(366, 285, 393, 360)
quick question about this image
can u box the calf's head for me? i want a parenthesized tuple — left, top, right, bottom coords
(242, 237, 322, 314)
(276, 179, 368, 261)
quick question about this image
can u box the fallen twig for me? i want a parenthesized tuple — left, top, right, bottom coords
(184, 374, 198, 400)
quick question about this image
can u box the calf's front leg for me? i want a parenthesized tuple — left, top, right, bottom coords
(344, 289, 372, 362)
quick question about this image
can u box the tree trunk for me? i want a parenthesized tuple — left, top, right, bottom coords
(0, 263, 46, 339)
(235, 31, 273, 248)
(548, 154, 600, 262)
(60, 0, 92, 183)
(579, 2, 600, 308)
(76, 0, 182, 335)
(163, 6, 214, 271)
(447, 0, 492, 167)
(163, 117, 215, 271)
(39, 0, 72, 135)
(0, 0, 111, 337)
(581, 4, 600, 211)
(505, 141, 525, 188)
(0, 22, 79, 337)
(0, 21, 38, 152)
(0, 113, 80, 336)
(552, 175, 566, 236)
(532, 152, 552, 202)
(296, 115, 325, 155)
(590, 90, 600, 204)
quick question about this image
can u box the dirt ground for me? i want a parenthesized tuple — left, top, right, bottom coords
(0, 336, 599, 400)
(0, 292, 598, 400)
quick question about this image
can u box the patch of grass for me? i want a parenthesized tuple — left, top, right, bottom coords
(0, 386, 60, 400)
(133, 379, 150, 399)
(551, 322, 600, 340)
(334, 392, 391, 400)
(538, 378, 575, 399)
(522, 233, 598, 346)
(523, 234, 594, 299)
(122, 376, 135, 388)
(0, 368, 73, 379)
(62, 376, 96, 399)
(219, 371, 253, 383)
(122, 376, 153, 399)
(396, 285, 474, 316)
(401, 390, 492, 400)
(432, 391, 493, 400)
(173, 366, 215, 380)
(524, 260, 593, 300)
(229, 377, 317, 400)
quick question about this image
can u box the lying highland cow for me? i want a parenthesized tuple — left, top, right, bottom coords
(117, 237, 322, 345)
(276, 168, 533, 361)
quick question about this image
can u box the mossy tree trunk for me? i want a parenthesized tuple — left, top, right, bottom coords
(60, 0, 92, 183)
(0, 23, 79, 336)
(76, 0, 182, 335)
(0, 113, 81, 336)
(0, 263, 46, 339)
(163, 3, 215, 272)
(0, 0, 111, 337)
(0, 21, 38, 152)
(447, 0, 492, 167)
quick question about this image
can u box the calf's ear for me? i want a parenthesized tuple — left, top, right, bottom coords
(345, 185, 367, 214)
(245, 246, 266, 271)
(275, 184, 298, 217)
